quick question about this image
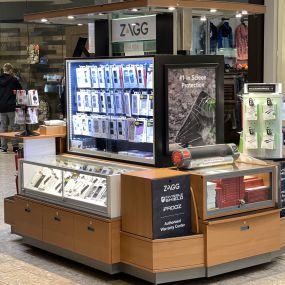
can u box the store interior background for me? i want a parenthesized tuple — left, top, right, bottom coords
(0, 0, 283, 140)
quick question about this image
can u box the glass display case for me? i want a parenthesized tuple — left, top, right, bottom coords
(189, 162, 277, 219)
(19, 155, 145, 218)
(66, 55, 224, 167)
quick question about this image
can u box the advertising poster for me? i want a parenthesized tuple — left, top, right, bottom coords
(167, 66, 217, 150)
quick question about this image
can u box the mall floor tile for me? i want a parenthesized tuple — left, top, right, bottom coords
(1, 152, 285, 285)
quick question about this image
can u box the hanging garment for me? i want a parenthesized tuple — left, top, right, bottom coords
(210, 22, 218, 53)
(235, 23, 248, 61)
(218, 21, 233, 49)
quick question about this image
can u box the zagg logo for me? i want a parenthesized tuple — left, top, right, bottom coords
(120, 22, 149, 37)
(163, 183, 180, 192)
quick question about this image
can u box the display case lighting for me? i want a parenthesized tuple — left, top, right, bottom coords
(77, 23, 83, 26)
(99, 13, 105, 16)
(200, 15, 207, 21)
(68, 15, 75, 19)
(210, 9, 217, 13)
(236, 12, 242, 18)
(131, 8, 138, 12)
(41, 18, 48, 22)
(242, 10, 248, 15)
(168, 6, 176, 11)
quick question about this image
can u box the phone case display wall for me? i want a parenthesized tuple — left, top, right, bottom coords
(66, 55, 224, 167)
(19, 155, 144, 218)
(66, 57, 154, 165)
(242, 83, 283, 159)
(189, 162, 276, 219)
(15, 89, 40, 136)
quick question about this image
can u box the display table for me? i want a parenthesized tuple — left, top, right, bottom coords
(0, 132, 66, 159)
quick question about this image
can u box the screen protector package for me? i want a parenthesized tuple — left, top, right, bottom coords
(109, 117, 118, 140)
(124, 92, 131, 117)
(99, 92, 107, 114)
(146, 64, 153, 89)
(117, 117, 128, 140)
(114, 91, 124, 115)
(139, 92, 149, 116)
(261, 128, 276, 150)
(245, 128, 258, 149)
(132, 92, 140, 116)
(91, 91, 100, 113)
(245, 97, 258, 121)
(136, 65, 145, 89)
(76, 66, 91, 88)
(111, 65, 121, 89)
(146, 119, 154, 143)
(90, 66, 99, 88)
(262, 98, 277, 120)
(122, 66, 130, 89)
(83, 90, 92, 112)
(104, 65, 112, 89)
(77, 91, 85, 112)
(148, 92, 154, 117)
(97, 66, 106, 89)
(106, 92, 115, 114)
(128, 65, 138, 88)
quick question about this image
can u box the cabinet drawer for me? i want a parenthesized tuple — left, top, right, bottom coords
(43, 206, 74, 251)
(15, 197, 43, 240)
(74, 215, 114, 264)
(4, 196, 16, 225)
(206, 210, 280, 267)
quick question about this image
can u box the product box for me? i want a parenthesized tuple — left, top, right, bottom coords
(16, 90, 28, 106)
(27, 90, 39, 107)
(40, 125, 67, 135)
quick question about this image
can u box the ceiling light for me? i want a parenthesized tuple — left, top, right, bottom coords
(77, 23, 83, 26)
(168, 6, 175, 11)
(41, 18, 48, 22)
(210, 9, 217, 13)
(236, 13, 242, 18)
(242, 10, 248, 15)
(67, 15, 75, 19)
(131, 8, 138, 12)
(200, 15, 207, 22)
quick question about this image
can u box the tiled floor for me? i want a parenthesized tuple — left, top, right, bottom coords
(1, 152, 285, 284)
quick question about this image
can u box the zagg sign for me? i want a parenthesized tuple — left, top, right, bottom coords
(112, 15, 156, 43)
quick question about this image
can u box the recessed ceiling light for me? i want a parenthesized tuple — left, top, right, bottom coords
(200, 15, 207, 22)
(67, 15, 75, 19)
(236, 13, 242, 18)
(41, 18, 48, 22)
(131, 8, 138, 12)
(168, 6, 175, 11)
(242, 10, 248, 15)
(77, 23, 83, 26)
(210, 9, 217, 13)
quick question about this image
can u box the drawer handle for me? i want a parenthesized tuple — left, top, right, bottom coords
(24, 208, 31, 213)
(240, 225, 250, 231)
(87, 226, 95, 232)
(54, 216, 61, 222)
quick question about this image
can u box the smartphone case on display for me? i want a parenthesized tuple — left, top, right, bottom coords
(15, 107, 26, 125)
(16, 90, 28, 106)
(109, 117, 118, 140)
(111, 65, 121, 89)
(127, 118, 136, 142)
(136, 65, 146, 89)
(76, 67, 91, 88)
(117, 117, 128, 140)
(122, 66, 130, 89)
(91, 91, 100, 113)
(26, 107, 38, 124)
(92, 115, 102, 137)
(83, 90, 92, 112)
(106, 92, 115, 114)
(148, 93, 154, 117)
(139, 92, 149, 116)
(101, 116, 109, 139)
(245, 98, 258, 121)
(27, 90, 39, 106)
(87, 116, 94, 137)
(73, 115, 81, 135)
(124, 92, 132, 117)
(146, 64, 153, 89)
(104, 65, 112, 89)
(132, 92, 140, 116)
(128, 65, 138, 88)
(81, 114, 89, 136)
(99, 92, 107, 114)
(134, 119, 147, 142)
(90, 66, 99, 89)
(97, 66, 106, 89)
(146, 119, 154, 143)
(262, 98, 277, 120)
(114, 91, 124, 115)
(77, 91, 85, 112)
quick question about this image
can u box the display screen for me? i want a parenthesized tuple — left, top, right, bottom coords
(66, 58, 154, 163)
(167, 65, 217, 151)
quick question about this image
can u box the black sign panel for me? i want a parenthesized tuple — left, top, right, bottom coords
(247, 84, 276, 93)
(152, 175, 191, 239)
(280, 162, 285, 217)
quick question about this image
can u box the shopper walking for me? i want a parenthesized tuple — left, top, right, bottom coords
(0, 63, 22, 152)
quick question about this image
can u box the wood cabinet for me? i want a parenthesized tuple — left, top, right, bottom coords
(43, 206, 75, 251)
(121, 232, 204, 272)
(74, 214, 120, 264)
(14, 196, 43, 240)
(280, 217, 285, 248)
(205, 209, 280, 267)
(8, 196, 120, 265)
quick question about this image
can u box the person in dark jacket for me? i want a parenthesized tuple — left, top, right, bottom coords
(0, 63, 22, 152)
